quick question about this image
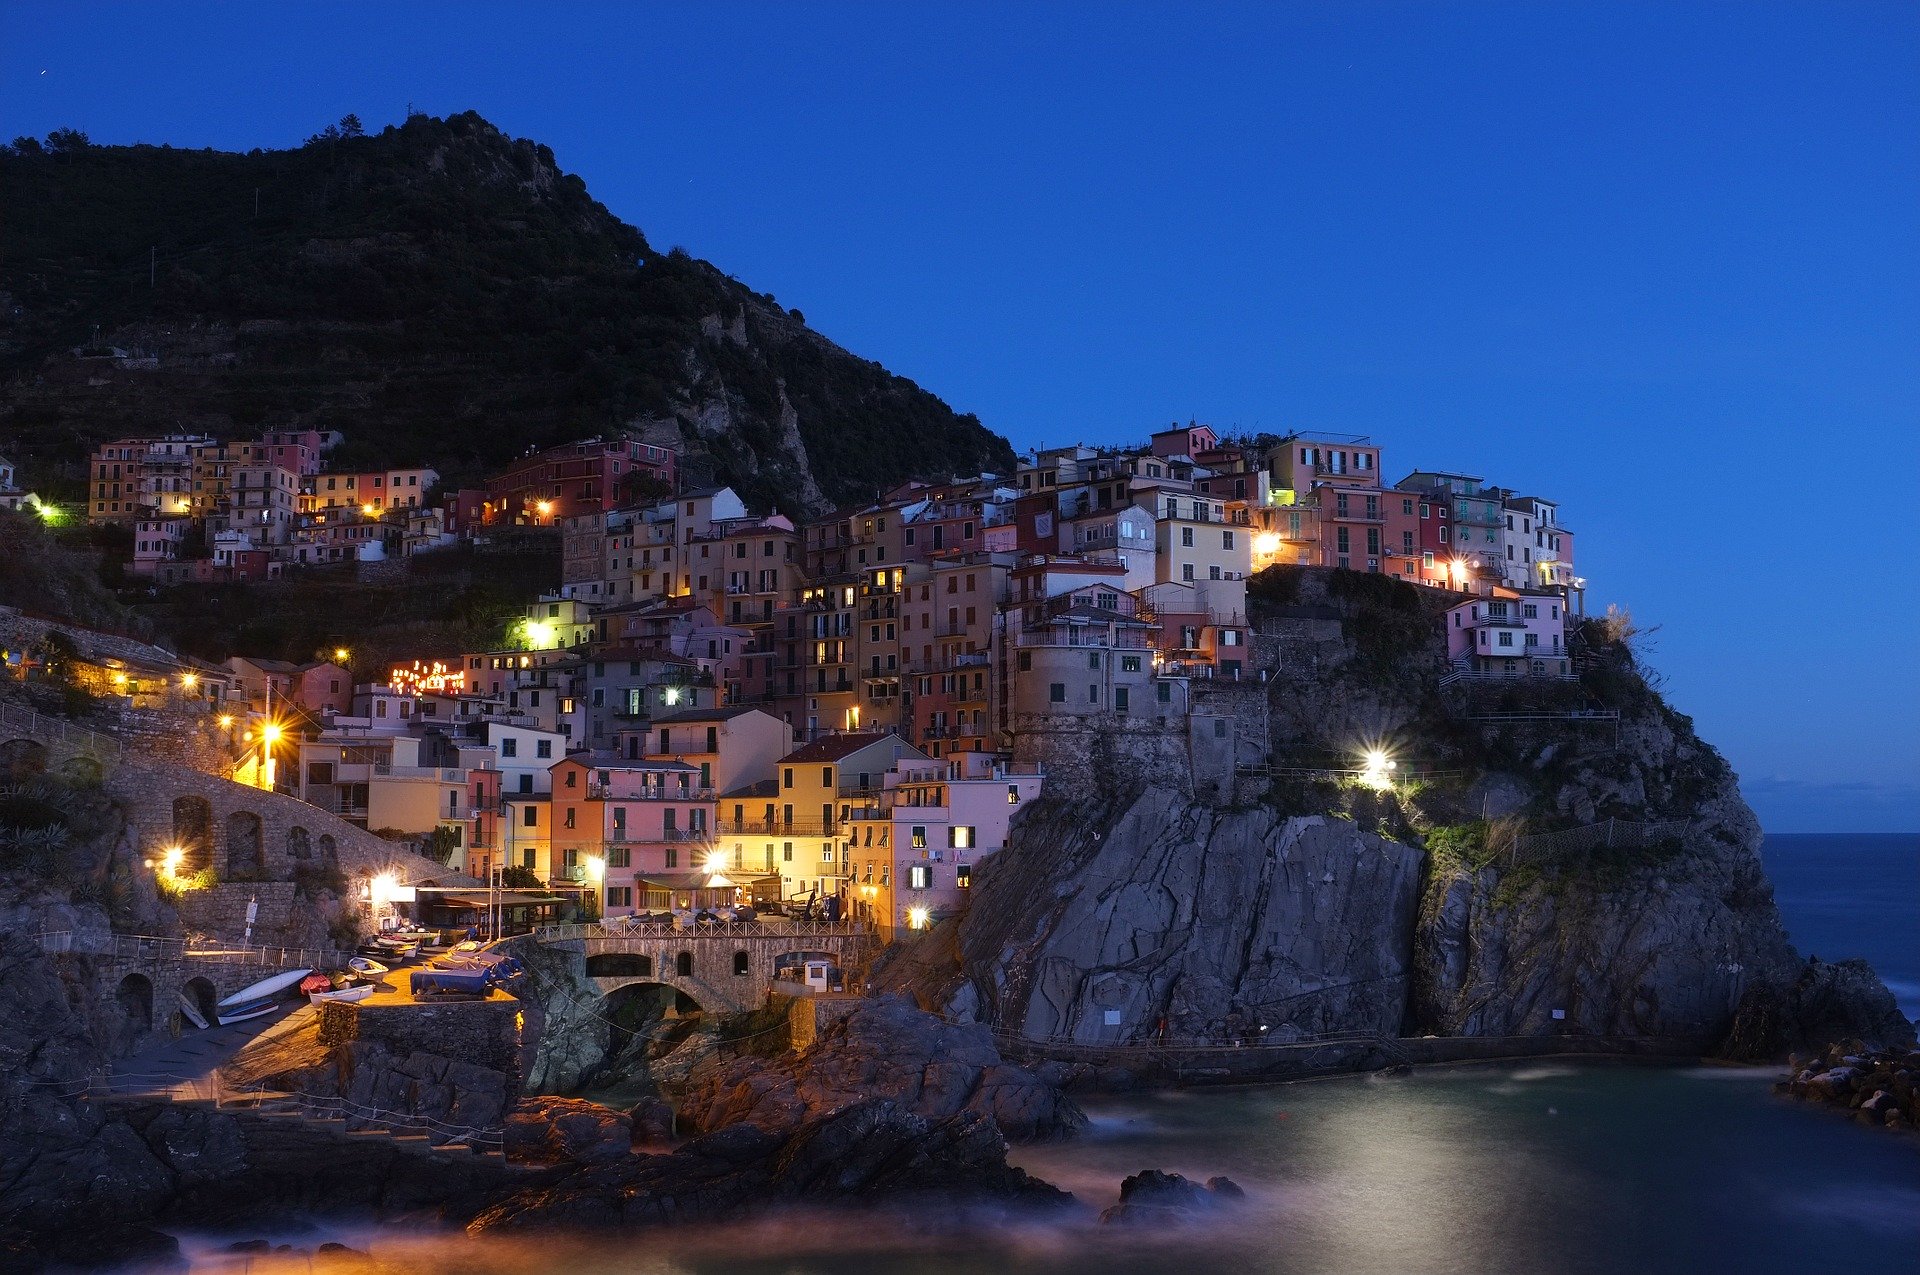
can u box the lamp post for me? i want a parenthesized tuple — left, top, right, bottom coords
(583, 853, 606, 921)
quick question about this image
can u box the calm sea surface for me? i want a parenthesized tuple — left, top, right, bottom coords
(164, 833, 1920, 1275)
(1761, 833, 1919, 1019)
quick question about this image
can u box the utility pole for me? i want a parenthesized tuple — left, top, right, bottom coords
(149, 246, 156, 288)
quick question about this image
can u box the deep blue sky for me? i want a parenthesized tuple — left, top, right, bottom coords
(5, 3, 1916, 831)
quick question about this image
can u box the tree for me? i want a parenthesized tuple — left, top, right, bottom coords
(43, 128, 90, 154)
(339, 114, 364, 138)
(499, 864, 542, 889)
(9, 136, 43, 155)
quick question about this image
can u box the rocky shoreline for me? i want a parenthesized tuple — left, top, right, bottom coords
(1778, 1041, 1920, 1132)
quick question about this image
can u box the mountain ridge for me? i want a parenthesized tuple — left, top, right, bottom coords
(0, 111, 1015, 513)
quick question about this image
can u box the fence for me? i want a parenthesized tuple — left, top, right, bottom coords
(1511, 817, 1691, 861)
(0, 701, 123, 757)
(534, 917, 870, 942)
(38, 928, 353, 971)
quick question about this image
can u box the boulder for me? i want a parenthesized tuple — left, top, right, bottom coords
(470, 1098, 1071, 1234)
(679, 998, 1086, 1144)
(505, 1096, 633, 1165)
(1099, 1169, 1246, 1225)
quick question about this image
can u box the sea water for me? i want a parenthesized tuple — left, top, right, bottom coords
(1761, 833, 1920, 1020)
(160, 833, 1920, 1274)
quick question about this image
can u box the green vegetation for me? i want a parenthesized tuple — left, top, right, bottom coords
(2, 113, 1014, 513)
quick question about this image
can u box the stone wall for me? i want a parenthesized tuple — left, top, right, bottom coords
(1010, 712, 1200, 798)
(318, 995, 524, 1082)
(169, 882, 300, 943)
(106, 758, 473, 889)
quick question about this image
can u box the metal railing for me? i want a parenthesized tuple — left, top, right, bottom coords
(1512, 817, 1691, 860)
(534, 917, 870, 941)
(38, 929, 353, 971)
(0, 701, 124, 757)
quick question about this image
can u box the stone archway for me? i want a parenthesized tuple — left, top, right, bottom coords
(674, 950, 694, 978)
(180, 976, 217, 1030)
(172, 796, 214, 875)
(0, 738, 49, 781)
(316, 834, 338, 870)
(287, 825, 312, 863)
(225, 810, 265, 879)
(114, 972, 154, 1050)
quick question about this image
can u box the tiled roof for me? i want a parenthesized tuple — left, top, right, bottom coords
(779, 731, 900, 764)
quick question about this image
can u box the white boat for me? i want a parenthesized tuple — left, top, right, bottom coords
(347, 957, 389, 976)
(214, 969, 310, 1024)
(216, 999, 283, 1025)
(178, 993, 209, 1030)
(308, 981, 375, 1006)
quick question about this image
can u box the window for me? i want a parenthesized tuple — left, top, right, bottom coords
(956, 864, 971, 889)
(1221, 530, 1234, 549)
(563, 808, 576, 829)
(908, 864, 932, 890)
(1088, 684, 1100, 703)
(1018, 651, 1032, 671)
(1048, 683, 1066, 703)
(536, 739, 552, 759)
(500, 737, 518, 758)
(1115, 687, 1130, 712)
(1121, 654, 1142, 673)
(1497, 632, 1514, 648)
(911, 825, 927, 848)
(1007, 784, 1022, 805)
(1157, 681, 1171, 703)
(522, 806, 537, 827)
(1181, 527, 1194, 548)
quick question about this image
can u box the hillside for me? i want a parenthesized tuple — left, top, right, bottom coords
(0, 113, 1014, 513)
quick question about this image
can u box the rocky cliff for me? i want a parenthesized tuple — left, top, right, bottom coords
(880, 569, 1913, 1061)
(2, 113, 1014, 514)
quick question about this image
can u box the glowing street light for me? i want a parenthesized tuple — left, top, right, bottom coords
(160, 844, 185, 878)
(361, 503, 379, 517)
(534, 499, 554, 519)
(907, 906, 931, 931)
(334, 647, 351, 664)
(583, 854, 605, 882)
(1359, 748, 1398, 791)
(179, 672, 198, 690)
(704, 851, 728, 874)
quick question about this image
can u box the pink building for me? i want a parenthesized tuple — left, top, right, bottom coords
(1445, 591, 1572, 677)
(550, 754, 718, 913)
(848, 751, 1045, 938)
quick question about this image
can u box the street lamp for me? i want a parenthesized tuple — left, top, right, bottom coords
(1359, 748, 1397, 791)
(583, 854, 606, 920)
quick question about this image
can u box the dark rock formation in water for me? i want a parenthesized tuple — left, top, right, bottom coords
(469, 1098, 1070, 1234)
(679, 997, 1088, 1143)
(1722, 958, 1915, 1060)
(1099, 1169, 1246, 1226)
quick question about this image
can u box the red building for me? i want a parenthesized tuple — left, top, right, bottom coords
(486, 438, 678, 525)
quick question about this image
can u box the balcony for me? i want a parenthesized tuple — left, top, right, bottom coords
(372, 764, 467, 782)
(713, 818, 837, 837)
(1325, 503, 1387, 524)
(587, 783, 716, 801)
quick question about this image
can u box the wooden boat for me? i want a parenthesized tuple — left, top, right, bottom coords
(214, 968, 311, 1026)
(308, 980, 375, 1006)
(178, 993, 209, 1030)
(347, 956, 389, 977)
